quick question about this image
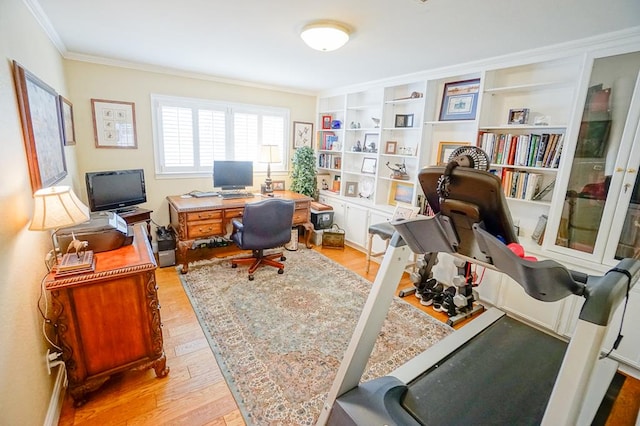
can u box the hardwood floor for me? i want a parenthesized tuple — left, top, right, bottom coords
(58, 245, 640, 425)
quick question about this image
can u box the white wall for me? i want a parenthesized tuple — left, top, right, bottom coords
(64, 60, 317, 227)
(0, 0, 80, 424)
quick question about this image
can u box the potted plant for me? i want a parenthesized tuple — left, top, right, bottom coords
(290, 146, 317, 198)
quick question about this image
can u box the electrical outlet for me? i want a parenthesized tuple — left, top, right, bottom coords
(46, 349, 63, 375)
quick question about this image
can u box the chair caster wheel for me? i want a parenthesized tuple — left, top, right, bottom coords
(232, 264, 238, 268)
(280, 256, 286, 261)
(278, 268, 284, 274)
(248, 275, 254, 281)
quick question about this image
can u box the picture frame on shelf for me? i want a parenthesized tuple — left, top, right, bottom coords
(345, 181, 358, 197)
(436, 141, 470, 165)
(91, 99, 137, 148)
(508, 108, 530, 125)
(388, 181, 414, 206)
(361, 157, 377, 174)
(322, 115, 332, 129)
(394, 114, 414, 128)
(13, 61, 67, 191)
(364, 133, 379, 152)
(385, 141, 398, 154)
(272, 180, 285, 191)
(293, 121, 313, 149)
(392, 202, 420, 220)
(59, 95, 76, 146)
(439, 78, 481, 121)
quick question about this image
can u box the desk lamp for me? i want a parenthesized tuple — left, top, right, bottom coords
(260, 144, 281, 193)
(29, 186, 91, 268)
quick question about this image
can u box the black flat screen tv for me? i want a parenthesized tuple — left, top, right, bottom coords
(85, 169, 147, 212)
(213, 160, 253, 190)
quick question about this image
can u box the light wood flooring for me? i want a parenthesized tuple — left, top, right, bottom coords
(59, 245, 640, 425)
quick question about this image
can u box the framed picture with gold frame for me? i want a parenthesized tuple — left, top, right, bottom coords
(388, 181, 414, 206)
(436, 141, 470, 165)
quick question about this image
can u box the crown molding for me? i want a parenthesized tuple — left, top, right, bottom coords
(22, 0, 67, 53)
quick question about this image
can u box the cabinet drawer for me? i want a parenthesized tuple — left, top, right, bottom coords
(224, 208, 244, 219)
(293, 210, 309, 224)
(295, 201, 310, 211)
(187, 221, 223, 238)
(186, 210, 222, 222)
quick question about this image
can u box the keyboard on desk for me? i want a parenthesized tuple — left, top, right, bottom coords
(220, 192, 255, 199)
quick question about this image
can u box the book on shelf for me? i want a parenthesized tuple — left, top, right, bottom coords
(532, 179, 555, 201)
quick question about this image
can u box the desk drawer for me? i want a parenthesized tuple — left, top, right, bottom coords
(187, 220, 223, 238)
(186, 211, 222, 222)
(295, 201, 310, 211)
(224, 208, 244, 219)
(293, 209, 309, 224)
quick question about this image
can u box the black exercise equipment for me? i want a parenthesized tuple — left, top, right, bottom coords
(317, 159, 639, 426)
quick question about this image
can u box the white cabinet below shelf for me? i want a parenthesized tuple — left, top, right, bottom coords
(344, 203, 369, 248)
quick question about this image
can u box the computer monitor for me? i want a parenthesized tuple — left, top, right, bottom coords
(213, 160, 253, 191)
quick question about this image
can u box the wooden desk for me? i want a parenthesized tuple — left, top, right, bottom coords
(45, 225, 169, 406)
(167, 191, 313, 273)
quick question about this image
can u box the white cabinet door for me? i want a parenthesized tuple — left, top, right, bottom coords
(345, 203, 369, 248)
(603, 287, 640, 373)
(497, 275, 568, 332)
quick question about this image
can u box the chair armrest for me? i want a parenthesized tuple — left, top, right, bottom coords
(232, 218, 244, 231)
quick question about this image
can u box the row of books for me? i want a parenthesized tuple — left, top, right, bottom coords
(498, 170, 543, 201)
(319, 132, 339, 150)
(318, 153, 341, 169)
(478, 132, 564, 169)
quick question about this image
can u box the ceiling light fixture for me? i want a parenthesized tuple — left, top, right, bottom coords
(300, 21, 350, 52)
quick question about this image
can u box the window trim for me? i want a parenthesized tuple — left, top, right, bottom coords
(151, 94, 290, 178)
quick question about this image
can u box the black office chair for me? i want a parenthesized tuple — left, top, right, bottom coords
(231, 198, 295, 280)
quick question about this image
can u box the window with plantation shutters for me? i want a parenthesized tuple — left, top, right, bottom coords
(151, 94, 289, 177)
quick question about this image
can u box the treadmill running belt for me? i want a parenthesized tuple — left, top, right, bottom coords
(402, 316, 568, 425)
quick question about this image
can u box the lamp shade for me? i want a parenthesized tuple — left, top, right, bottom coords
(260, 145, 282, 164)
(301, 22, 350, 52)
(29, 186, 90, 231)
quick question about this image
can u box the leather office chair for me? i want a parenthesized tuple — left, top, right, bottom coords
(231, 198, 295, 280)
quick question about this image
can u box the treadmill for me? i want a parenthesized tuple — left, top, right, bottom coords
(316, 162, 639, 426)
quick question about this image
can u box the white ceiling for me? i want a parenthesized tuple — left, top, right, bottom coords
(31, 0, 640, 94)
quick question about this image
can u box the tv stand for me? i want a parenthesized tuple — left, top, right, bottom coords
(117, 207, 153, 238)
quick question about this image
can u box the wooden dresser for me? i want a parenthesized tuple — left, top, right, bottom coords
(167, 191, 313, 273)
(45, 224, 169, 406)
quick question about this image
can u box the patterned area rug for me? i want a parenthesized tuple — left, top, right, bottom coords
(180, 248, 453, 425)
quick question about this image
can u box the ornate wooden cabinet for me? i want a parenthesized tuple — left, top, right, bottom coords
(45, 224, 169, 406)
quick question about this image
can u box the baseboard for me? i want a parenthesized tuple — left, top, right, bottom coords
(43, 364, 67, 426)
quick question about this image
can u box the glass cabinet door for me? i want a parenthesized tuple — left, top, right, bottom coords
(552, 51, 640, 262)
